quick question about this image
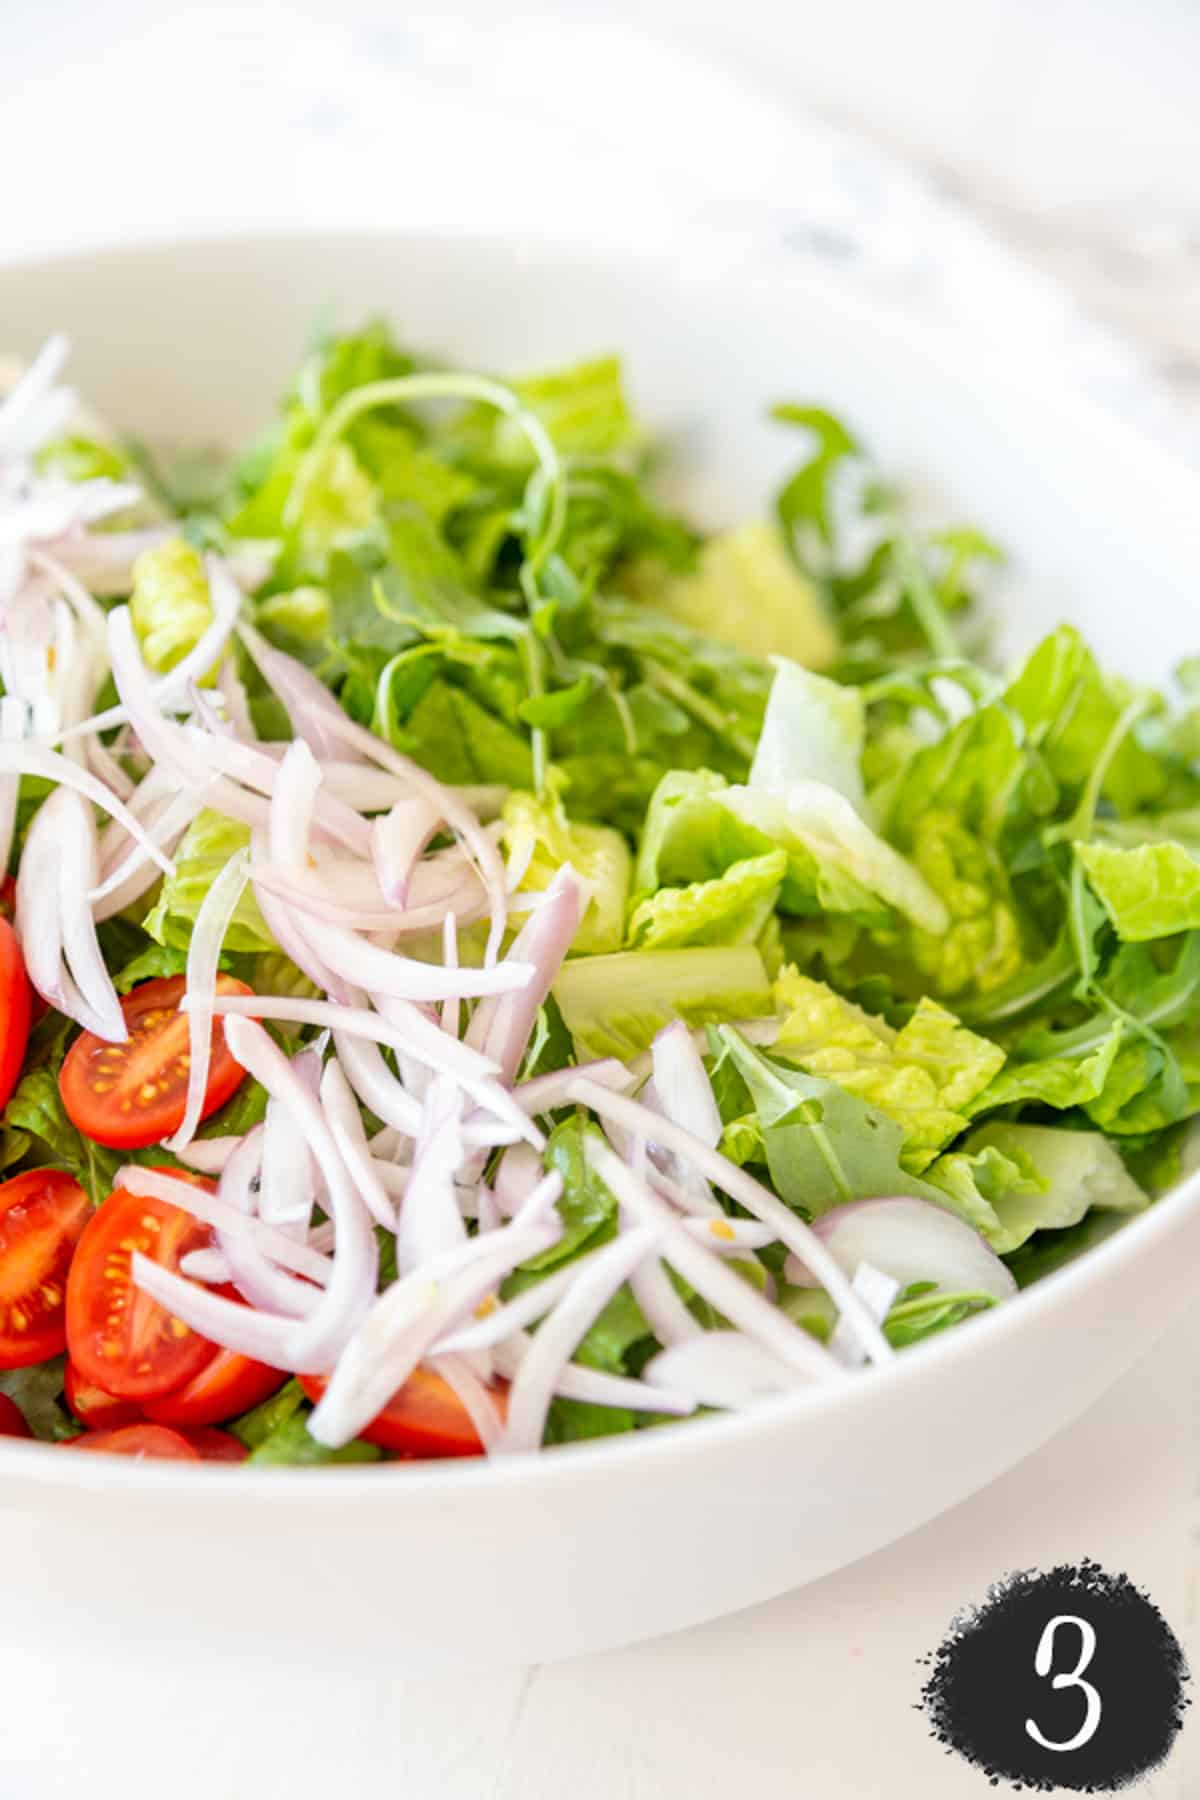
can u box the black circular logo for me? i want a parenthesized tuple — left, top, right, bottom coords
(919, 1560, 1189, 1791)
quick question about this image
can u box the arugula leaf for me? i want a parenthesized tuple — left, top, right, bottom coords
(714, 1027, 949, 1216)
(0, 1357, 79, 1441)
(247, 1411, 381, 1466)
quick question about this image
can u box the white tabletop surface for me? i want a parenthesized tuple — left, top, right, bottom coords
(3, 4, 1199, 1794)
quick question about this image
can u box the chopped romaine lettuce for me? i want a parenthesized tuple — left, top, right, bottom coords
(553, 945, 772, 1060)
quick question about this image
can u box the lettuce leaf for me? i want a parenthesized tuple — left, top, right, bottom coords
(1077, 840, 1200, 942)
(655, 523, 839, 670)
(748, 656, 865, 806)
(626, 850, 786, 951)
(772, 971, 1003, 1170)
(967, 1018, 1126, 1115)
(129, 537, 216, 677)
(553, 945, 772, 1061)
(953, 1120, 1147, 1254)
(502, 786, 630, 955)
(143, 811, 274, 953)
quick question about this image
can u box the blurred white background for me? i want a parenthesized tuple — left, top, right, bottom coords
(5, 0, 1200, 449)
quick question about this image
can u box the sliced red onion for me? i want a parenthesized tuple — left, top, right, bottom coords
(217, 655, 256, 741)
(174, 1137, 239, 1175)
(643, 1333, 807, 1409)
(0, 335, 72, 457)
(586, 1139, 841, 1384)
(573, 1080, 893, 1369)
(288, 907, 533, 1005)
(332, 1029, 423, 1138)
(166, 848, 248, 1151)
(206, 1129, 322, 1319)
(91, 791, 201, 920)
(307, 1209, 560, 1447)
(184, 725, 369, 854)
(238, 620, 369, 765)
(434, 1259, 576, 1354)
(649, 1020, 723, 1212)
(83, 733, 136, 802)
(681, 1217, 777, 1252)
(372, 795, 442, 904)
(493, 1143, 544, 1217)
(829, 1263, 900, 1371)
(0, 737, 175, 872)
(131, 1253, 296, 1366)
(394, 1080, 469, 1275)
(255, 1044, 322, 1239)
(105, 609, 271, 833)
(510, 1058, 635, 1117)
(250, 838, 346, 999)
(321, 1059, 397, 1231)
(179, 1247, 230, 1284)
(475, 1183, 501, 1234)
(497, 1225, 664, 1453)
(492, 1334, 696, 1420)
(783, 1197, 1018, 1304)
(247, 863, 486, 936)
(466, 867, 585, 1084)
(15, 791, 65, 1011)
(439, 912, 460, 1040)
(220, 1017, 379, 1370)
(118, 1164, 333, 1288)
(302, 706, 509, 965)
(629, 1251, 702, 1350)
(54, 788, 125, 1041)
(428, 1354, 506, 1452)
(206, 991, 541, 1144)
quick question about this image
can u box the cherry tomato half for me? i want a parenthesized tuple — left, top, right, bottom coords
(65, 1172, 220, 1401)
(145, 1342, 286, 1430)
(0, 1171, 91, 1369)
(64, 1423, 200, 1460)
(180, 1426, 248, 1462)
(299, 1367, 503, 1459)
(64, 1360, 144, 1430)
(58, 975, 254, 1151)
(0, 1394, 31, 1438)
(0, 917, 32, 1113)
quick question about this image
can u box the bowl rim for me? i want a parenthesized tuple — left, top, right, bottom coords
(3, 224, 1199, 1503)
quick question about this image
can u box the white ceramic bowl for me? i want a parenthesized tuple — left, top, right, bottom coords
(3, 232, 1200, 1671)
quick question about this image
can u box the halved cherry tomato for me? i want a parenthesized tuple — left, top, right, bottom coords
(180, 1426, 248, 1462)
(65, 1423, 200, 1459)
(58, 975, 254, 1150)
(64, 1360, 144, 1430)
(0, 917, 32, 1112)
(299, 1367, 503, 1459)
(65, 1171, 221, 1401)
(0, 1170, 91, 1369)
(0, 1395, 31, 1438)
(145, 1342, 286, 1429)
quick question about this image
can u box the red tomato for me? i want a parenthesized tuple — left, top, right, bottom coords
(65, 1172, 221, 1401)
(58, 975, 254, 1150)
(299, 1367, 502, 1459)
(180, 1426, 248, 1462)
(64, 1360, 143, 1430)
(0, 1170, 91, 1369)
(65, 1423, 200, 1460)
(0, 1394, 31, 1438)
(0, 917, 32, 1112)
(145, 1342, 286, 1429)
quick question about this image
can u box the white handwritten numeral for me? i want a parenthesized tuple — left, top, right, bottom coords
(1024, 1614, 1102, 1753)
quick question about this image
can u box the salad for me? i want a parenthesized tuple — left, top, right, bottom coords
(0, 322, 1195, 1467)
